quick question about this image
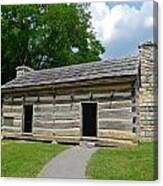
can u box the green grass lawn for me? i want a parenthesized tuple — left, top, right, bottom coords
(1, 140, 68, 178)
(86, 142, 158, 181)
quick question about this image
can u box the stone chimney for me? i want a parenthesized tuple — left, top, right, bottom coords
(138, 41, 158, 140)
(16, 65, 34, 77)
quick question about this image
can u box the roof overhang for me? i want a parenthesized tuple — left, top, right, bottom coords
(2, 75, 138, 94)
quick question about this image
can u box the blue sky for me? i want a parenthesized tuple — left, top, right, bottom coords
(90, 1, 155, 59)
(106, 1, 143, 9)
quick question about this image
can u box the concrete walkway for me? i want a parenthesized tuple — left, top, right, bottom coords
(39, 146, 98, 179)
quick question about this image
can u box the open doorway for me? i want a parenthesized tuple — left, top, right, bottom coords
(23, 105, 33, 133)
(82, 103, 97, 137)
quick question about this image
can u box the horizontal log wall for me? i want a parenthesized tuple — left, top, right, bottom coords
(32, 96, 81, 137)
(54, 102, 80, 128)
(98, 129, 135, 140)
(2, 79, 137, 142)
(2, 104, 22, 132)
(98, 97, 134, 138)
(33, 103, 54, 130)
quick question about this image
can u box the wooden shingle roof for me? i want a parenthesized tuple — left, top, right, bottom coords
(2, 56, 139, 91)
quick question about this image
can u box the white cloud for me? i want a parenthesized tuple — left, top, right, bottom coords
(90, 1, 154, 58)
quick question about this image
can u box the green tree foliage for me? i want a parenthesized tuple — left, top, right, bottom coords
(1, 4, 105, 84)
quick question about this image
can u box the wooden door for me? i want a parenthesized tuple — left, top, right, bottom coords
(24, 105, 33, 133)
(82, 103, 97, 137)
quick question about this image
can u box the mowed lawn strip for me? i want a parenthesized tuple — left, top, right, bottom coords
(1, 140, 68, 177)
(86, 142, 157, 180)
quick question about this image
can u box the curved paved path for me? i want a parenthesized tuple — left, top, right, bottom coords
(39, 146, 98, 179)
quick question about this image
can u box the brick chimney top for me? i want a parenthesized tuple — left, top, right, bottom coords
(138, 41, 158, 49)
(16, 65, 34, 77)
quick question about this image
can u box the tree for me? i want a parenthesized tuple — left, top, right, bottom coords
(1, 4, 105, 84)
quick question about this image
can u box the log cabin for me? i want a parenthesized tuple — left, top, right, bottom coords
(1, 41, 158, 146)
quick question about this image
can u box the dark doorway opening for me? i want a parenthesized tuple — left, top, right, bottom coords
(24, 105, 33, 133)
(82, 103, 97, 137)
